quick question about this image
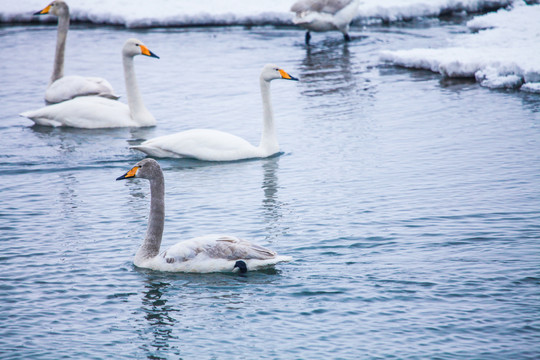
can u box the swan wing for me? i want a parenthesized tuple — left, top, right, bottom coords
(212, 236, 278, 260)
(150, 235, 291, 273)
(132, 129, 262, 161)
(45, 75, 119, 104)
(163, 235, 276, 261)
(20, 96, 134, 128)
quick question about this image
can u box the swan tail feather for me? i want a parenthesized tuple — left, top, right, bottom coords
(20, 111, 62, 127)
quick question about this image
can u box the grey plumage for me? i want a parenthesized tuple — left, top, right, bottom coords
(291, 0, 355, 15)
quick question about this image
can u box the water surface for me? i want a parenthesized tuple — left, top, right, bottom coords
(1, 21, 539, 359)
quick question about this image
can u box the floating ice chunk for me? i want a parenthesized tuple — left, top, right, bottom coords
(475, 67, 523, 89)
(521, 83, 540, 94)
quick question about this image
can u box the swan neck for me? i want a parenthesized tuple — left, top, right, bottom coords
(137, 173, 165, 260)
(51, 13, 69, 83)
(259, 77, 278, 153)
(123, 55, 148, 121)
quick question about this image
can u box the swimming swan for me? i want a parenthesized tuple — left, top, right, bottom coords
(130, 64, 298, 161)
(116, 158, 292, 273)
(291, 0, 360, 44)
(34, 0, 119, 104)
(20, 38, 158, 128)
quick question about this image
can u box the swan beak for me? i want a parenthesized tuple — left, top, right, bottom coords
(140, 45, 160, 59)
(279, 69, 299, 81)
(34, 4, 52, 15)
(116, 166, 139, 180)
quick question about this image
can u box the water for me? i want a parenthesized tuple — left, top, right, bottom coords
(1, 20, 540, 359)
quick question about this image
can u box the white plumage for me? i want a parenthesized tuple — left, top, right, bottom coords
(131, 129, 267, 161)
(21, 38, 158, 129)
(130, 64, 298, 161)
(44, 76, 118, 105)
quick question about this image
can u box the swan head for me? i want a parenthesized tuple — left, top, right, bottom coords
(260, 64, 298, 82)
(122, 38, 160, 59)
(233, 260, 248, 274)
(116, 158, 162, 181)
(34, 0, 68, 17)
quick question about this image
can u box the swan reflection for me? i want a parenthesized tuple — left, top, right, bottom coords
(261, 156, 289, 243)
(138, 278, 180, 359)
(299, 43, 355, 97)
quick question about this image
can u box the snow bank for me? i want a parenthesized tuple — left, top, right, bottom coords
(380, 1, 540, 92)
(357, 0, 511, 23)
(1, 0, 513, 27)
(0, 0, 294, 27)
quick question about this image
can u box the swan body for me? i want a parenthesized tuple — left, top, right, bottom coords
(117, 158, 292, 273)
(131, 64, 298, 161)
(21, 38, 158, 129)
(22, 96, 132, 128)
(35, 0, 118, 103)
(132, 129, 268, 161)
(136, 234, 292, 273)
(291, 0, 360, 44)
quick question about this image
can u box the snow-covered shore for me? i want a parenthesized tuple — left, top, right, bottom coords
(380, 1, 540, 92)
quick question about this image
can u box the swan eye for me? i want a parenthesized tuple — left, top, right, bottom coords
(135, 44, 140, 47)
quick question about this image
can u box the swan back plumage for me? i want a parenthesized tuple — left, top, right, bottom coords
(44, 76, 118, 104)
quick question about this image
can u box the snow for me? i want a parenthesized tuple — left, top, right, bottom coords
(0, 0, 513, 27)
(0, 0, 294, 27)
(380, 1, 540, 92)
(357, 0, 511, 23)
(521, 83, 540, 94)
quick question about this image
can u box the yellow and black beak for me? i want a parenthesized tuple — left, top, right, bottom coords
(34, 4, 52, 15)
(140, 44, 160, 59)
(116, 166, 139, 181)
(279, 69, 299, 81)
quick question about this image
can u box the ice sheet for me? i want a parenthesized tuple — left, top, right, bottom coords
(380, 1, 540, 92)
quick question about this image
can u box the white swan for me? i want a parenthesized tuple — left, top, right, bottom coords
(34, 0, 119, 104)
(130, 64, 298, 161)
(291, 0, 360, 44)
(116, 158, 292, 273)
(20, 38, 158, 128)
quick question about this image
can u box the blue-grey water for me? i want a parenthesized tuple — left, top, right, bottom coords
(1, 20, 540, 359)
